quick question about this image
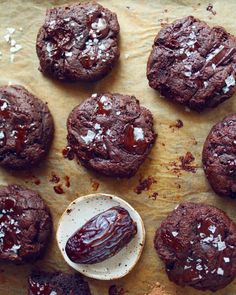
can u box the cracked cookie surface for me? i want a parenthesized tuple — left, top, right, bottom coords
(28, 270, 91, 295)
(203, 114, 236, 198)
(36, 2, 120, 81)
(0, 85, 54, 170)
(0, 185, 52, 264)
(147, 16, 236, 111)
(155, 202, 236, 291)
(67, 93, 156, 178)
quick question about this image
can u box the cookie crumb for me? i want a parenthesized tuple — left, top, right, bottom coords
(134, 176, 157, 194)
(206, 3, 216, 15)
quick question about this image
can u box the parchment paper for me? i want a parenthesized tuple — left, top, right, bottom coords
(1, 0, 236, 294)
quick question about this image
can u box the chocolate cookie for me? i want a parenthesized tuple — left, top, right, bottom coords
(36, 2, 120, 82)
(147, 16, 236, 111)
(0, 85, 54, 170)
(202, 114, 236, 198)
(28, 270, 91, 295)
(0, 185, 52, 264)
(154, 202, 236, 291)
(67, 93, 156, 178)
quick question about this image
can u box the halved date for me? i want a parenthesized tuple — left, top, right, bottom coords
(65, 206, 137, 264)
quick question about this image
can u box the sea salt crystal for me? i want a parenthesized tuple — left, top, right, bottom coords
(91, 93, 97, 98)
(100, 95, 108, 104)
(134, 127, 144, 141)
(91, 18, 107, 31)
(64, 18, 70, 21)
(10, 39, 16, 46)
(99, 44, 106, 51)
(189, 32, 196, 40)
(76, 35, 83, 42)
(81, 130, 96, 144)
(49, 20, 56, 26)
(212, 63, 216, 70)
(217, 268, 224, 276)
(10, 244, 21, 253)
(171, 231, 178, 237)
(100, 95, 112, 110)
(223, 257, 230, 263)
(208, 225, 216, 234)
(187, 39, 196, 47)
(4, 34, 10, 43)
(201, 234, 214, 244)
(65, 51, 72, 57)
(201, 233, 227, 251)
(11, 130, 17, 137)
(206, 45, 224, 62)
(185, 51, 193, 57)
(196, 264, 203, 271)
(203, 81, 208, 88)
(116, 111, 121, 115)
(179, 48, 184, 54)
(184, 71, 192, 77)
(0, 102, 7, 111)
(217, 240, 226, 251)
(225, 75, 235, 87)
(94, 123, 101, 130)
(6, 28, 15, 35)
(0, 131, 5, 140)
(46, 43, 53, 53)
(49, 291, 57, 295)
(185, 64, 192, 71)
(10, 44, 22, 53)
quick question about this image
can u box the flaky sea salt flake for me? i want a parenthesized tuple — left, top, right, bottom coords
(10, 44, 22, 53)
(81, 130, 96, 144)
(6, 28, 15, 35)
(134, 127, 144, 141)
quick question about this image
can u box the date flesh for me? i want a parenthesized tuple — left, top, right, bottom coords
(65, 206, 137, 264)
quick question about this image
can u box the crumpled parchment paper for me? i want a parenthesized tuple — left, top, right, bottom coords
(1, 0, 236, 294)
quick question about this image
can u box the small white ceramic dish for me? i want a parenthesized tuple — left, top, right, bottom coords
(56, 193, 145, 280)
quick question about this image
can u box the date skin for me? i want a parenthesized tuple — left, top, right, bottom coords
(65, 206, 137, 264)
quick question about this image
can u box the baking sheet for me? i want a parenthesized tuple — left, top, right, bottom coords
(1, 0, 236, 294)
